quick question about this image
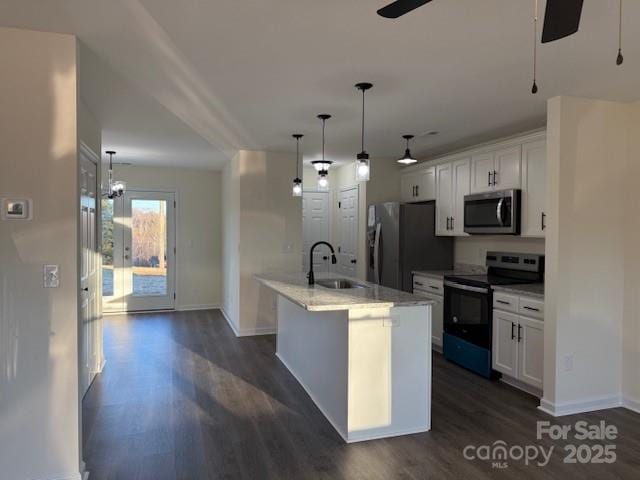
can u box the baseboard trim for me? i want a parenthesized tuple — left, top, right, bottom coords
(46, 472, 83, 480)
(499, 375, 542, 398)
(275, 352, 349, 442)
(539, 395, 623, 417)
(623, 396, 640, 414)
(219, 307, 241, 337)
(237, 325, 277, 337)
(176, 304, 220, 312)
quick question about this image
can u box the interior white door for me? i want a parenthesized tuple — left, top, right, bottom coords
(302, 191, 331, 273)
(435, 163, 453, 236)
(521, 140, 547, 237)
(122, 191, 176, 311)
(517, 316, 544, 389)
(80, 148, 100, 396)
(492, 310, 518, 377)
(338, 186, 359, 277)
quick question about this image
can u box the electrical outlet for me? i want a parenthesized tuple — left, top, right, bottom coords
(563, 354, 574, 372)
(43, 265, 59, 288)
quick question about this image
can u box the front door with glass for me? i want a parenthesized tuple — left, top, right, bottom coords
(102, 191, 176, 312)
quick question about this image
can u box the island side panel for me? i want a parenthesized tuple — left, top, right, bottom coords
(347, 305, 431, 442)
(275, 295, 349, 440)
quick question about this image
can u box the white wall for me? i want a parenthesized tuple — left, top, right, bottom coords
(222, 156, 241, 331)
(110, 165, 223, 310)
(222, 150, 303, 336)
(623, 101, 640, 411)
(0, 27, 82, 480)
(454, 237, 545, 266)
(543, 96, 629, 415)
(303, 158, 402, 280)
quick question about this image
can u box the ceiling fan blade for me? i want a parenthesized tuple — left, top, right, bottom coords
(541, 0, 584, 43)
(377, 0, 432, 19)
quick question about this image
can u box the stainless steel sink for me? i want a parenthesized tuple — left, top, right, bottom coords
(315, 278, 369, 290)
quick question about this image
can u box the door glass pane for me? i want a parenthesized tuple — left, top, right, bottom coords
(101, 198, 114, 297)
(131, 199, 167, 297)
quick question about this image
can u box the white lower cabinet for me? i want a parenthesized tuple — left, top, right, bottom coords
(413, 275, 444, 349)
(493, 295, 544, 391)
(493, 310, 519, 377)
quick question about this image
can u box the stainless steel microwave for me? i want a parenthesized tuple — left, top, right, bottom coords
(463, 189, 521, 235)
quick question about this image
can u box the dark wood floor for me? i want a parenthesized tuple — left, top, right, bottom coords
(83, 310, 640, 480)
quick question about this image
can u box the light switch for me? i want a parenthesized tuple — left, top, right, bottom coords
(44, 265, 59, 288)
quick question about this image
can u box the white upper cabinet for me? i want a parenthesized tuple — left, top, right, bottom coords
(400, 167, 436, 203)
(470, 152, 494, 193)
(435, 163, 453, 235)
(521, 140, 547, 237)
(451, 158, 470, 236)
(470, 146, 522, 194)
(493, 146, 522, 190)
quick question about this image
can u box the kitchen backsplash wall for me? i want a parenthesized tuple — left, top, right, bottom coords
(454, 236, 545, 266)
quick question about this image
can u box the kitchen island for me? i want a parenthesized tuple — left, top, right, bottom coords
(255, 272, 433, 443)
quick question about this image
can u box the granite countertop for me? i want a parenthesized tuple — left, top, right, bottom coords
(255, 272, 433, 312)
(412, 264, 487, 280)
(492, 283, 545, 299)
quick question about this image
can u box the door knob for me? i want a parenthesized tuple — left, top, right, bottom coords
(350, 259, 357, 264)
(82, 287, 89, 292)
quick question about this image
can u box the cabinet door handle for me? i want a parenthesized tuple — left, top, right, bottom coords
(496, 300, 511, 305)
(541, 212, 546, 231)
(488, 171, 491, 187)
(517, 324, 523, 342)
(492, 170, 498, 186)
(416, 185, 420, 197)
(511, 322, 516, 340)
(523, 306, 540, 312)
(429, 285, 440, 291)
(414, 281, 424, 286)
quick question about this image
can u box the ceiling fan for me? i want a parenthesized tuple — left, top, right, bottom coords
(377, 0, 584, 44)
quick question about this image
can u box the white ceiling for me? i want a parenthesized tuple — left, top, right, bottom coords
(2, 0, 640, 169)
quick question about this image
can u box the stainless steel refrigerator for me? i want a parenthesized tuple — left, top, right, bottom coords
(367, 202, 453, 292)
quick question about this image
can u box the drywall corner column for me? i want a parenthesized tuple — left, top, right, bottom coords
(622, 101, 640, 411)
(542, 96, 627, 416)
(0, 27, 81, 480)
(222, 154, 241, 333)
(237, 150, 302, 335)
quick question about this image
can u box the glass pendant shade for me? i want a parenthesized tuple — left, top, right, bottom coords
(312, 160, 333, 172)
(355, 153, 370, 182)
(104, 150, 127, 198)
(317, 172, 329, 191)
(397, 149, 417, 165)
(397, 135, 418, 165)
(292, 178, 302, 197)
(111, 180, 127, 196)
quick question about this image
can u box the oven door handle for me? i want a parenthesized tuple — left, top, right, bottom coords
(496, 198, 505, 226)
(444, 281, 489, 294)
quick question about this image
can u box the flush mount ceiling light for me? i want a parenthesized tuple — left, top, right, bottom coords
(312, 114, 332, 191)
(355, 82, 373, 182)
(103, 150, 126, 199)
(292, 134, 303, 197)
(397, 135, 418, 165)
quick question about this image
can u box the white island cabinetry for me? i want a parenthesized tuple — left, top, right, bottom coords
(256, 273, 433, 443)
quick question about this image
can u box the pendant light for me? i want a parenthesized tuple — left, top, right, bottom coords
(312, 114, 332, 191)
(292, 134, 303, 197)
(397, 135, 417, 165)
(355, 82, 373, 182)
(616, 0, 624, 65)
(103, 150, 126, 199)
(531, 0, 539, 94)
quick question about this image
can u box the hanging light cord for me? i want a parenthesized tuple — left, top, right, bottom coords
(361, 89, 366, 153)
(531, 0, 539, 94)
(322, 118, 326, 161)
(296, 137, 300, 178)
(617, 0, 624, 65)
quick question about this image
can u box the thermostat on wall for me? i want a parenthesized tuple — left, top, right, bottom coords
(1, 198, 32, 220)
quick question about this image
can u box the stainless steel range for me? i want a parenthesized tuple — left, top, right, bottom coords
(443, 251, 544, 378)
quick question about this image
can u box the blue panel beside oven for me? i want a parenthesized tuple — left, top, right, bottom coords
(443, 333, 492, 378)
